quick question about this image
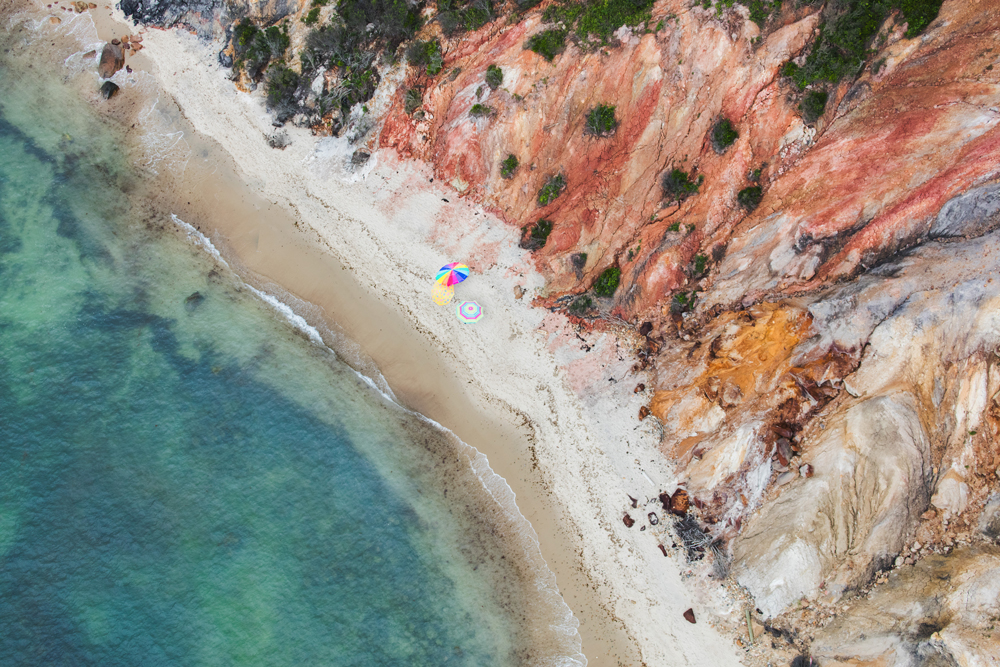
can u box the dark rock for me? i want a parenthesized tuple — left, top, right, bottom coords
(658, 544, 668, 556)
(776, 438, 793, 466)
(628, 494, 637, 508)
(634, 383, 645, 393)
(184, 291, 204, 311)
(931, 183, 1000, 239)
(111, 38, 120, 45)
(623, 513, 635, 528)
(99, 81, 120, 99)
(648, 512, 659, 525)
(659, 490, 672, 509)
(638, 405, 650, 420)
(218, 49, 233, 68)
(98, 42, 124, 79)
(670, 489, 689, 516)
(351, 150, 371, 166)
(639, 321, 653, 336)
(683, 608, 696, 624)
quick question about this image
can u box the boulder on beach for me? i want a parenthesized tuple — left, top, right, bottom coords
(98, 42, 124, 79)
(100, 81, 119, 100)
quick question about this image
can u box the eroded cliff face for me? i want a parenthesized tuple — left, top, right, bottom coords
(374, 0, 1000, 662)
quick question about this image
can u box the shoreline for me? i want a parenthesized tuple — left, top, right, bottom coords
(27, 2, 750, 664)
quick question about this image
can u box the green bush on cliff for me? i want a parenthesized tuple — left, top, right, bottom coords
(737, 186, 763, 211)
(711, 117, 739, 152)
(521, 219, 553, 250)
(500, 154, 519, 179)
(485, 64, 503, 89)
(404, 87, 422, 114)
(526, 29, 567, 62)
(568, 295, 594, 316)
(593, 267, 621, 297)
(576, 0, 654, 42)
(469, 103, 493, 117)
(537, 174, 567, 206)
(585, 105, 617, 137)
(788, 0, 944, 89)
(800, 89, 828, 122)
(265, 65, 301, 112)
(662, 168, 701, 202)
(407, 39, 443, 76)
(437, 0, 494, 35)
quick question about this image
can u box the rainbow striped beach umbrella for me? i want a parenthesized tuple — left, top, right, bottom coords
(436, 262, 470, 286)
(456, 301, 483, 323)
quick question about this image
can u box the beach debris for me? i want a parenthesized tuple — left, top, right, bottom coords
(436, 262, 470, 286)
(267, 132, 290, 149)
(659, 490, 672, 509)
(513, 285, 525, 299)
(351, 150, 370, 166)
(800, 463, 814, 478)
(623, 513, 635, 528)
(670, 488, 689, 516)
(746, 609, 755, 645)
(658, 544, 668, 556)
(432, 282, 454, 305)
(628, 494, 638, 508)
(111, 38, 120, 45)
(638, 405, 650, 420)
(456, 301, 483, 323)
(49, 16, 61, 23)
(98, 42, 124, 79)
(634, 383, 645, 393)
(99, 81, 119, 100)
(648, 512, 659, 525)
(683, 608, 696, 624)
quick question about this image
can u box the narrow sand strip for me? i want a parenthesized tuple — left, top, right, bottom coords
(75, 4, 750, 664)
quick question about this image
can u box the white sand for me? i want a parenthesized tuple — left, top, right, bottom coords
(52, 3, 750, 663)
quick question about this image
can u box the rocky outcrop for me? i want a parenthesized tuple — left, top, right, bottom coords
(810, 546, 1000, 667)
(732, 394, 932, 618)
(98, 41, 124, 78)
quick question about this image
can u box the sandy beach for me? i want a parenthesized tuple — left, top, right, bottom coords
(19, 2, 751, 663)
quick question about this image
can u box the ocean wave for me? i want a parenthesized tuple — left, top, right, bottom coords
(171, 211, 586, 667)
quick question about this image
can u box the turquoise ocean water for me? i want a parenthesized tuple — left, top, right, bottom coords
(0, 11, 580, 666)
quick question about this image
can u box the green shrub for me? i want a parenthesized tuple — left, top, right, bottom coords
(437, 0, 494, 34)
(576, 0, 654, 42)
(302, 6, 321, 23)
(585, 105, 617, 136)
(691, 254, 708, 277)
(521, 219, 553, 250)
(671, 291, 694, 314)
(485, 64, 503, 89)
(265, 65, 301, 111)
(737, 186, 763, 211)
(338, 0, 423, 50)
(500, 154, 519, 179)
(800, 89, 828, 122)
(667, 221, 681, 232)
(711, 117, 739, 152)
(593, 267, 621, 297)
(469, 103, 492, 117)
(568, 294, 594, 316)
(526, 29, 567, 62)
(747, 0, 780, 27)
(233, 19, 259, 57)
(404, 87, 422, 114)
(538, 174, 566, 206)
(788, 0, 943, 90)
(662, 168, 701, 201)
(407, 39, 443, 75)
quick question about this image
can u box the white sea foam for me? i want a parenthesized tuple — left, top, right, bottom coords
(171, 211, 586, 667)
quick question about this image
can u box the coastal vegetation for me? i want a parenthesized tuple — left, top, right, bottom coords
(436, 0, 494, 34)
(485, 64, 503, 89)
(500, 154, 519, 179)
(800, 90, 828, 122)
(568, 294, 594, 316)
(662, 168, 702, 202)
(404, 87, 423, 114)
(521, 219, 554, 250)
(711, 117, 738, 152)
(737, 185, 764, 211)
(593, 267, 621, 297)
(585, 105, 617, 137)
(469, 103, 492, 117)
(538, 174, 567, 206)
(542, 0, 654, 44)
(407, 39, 444, 76)
(526, 29, 567, 61)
